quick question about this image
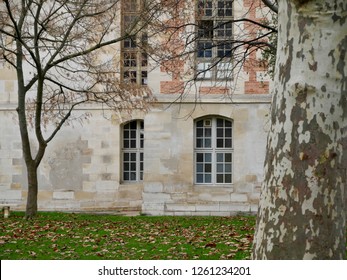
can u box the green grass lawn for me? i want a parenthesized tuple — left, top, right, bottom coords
(0, 212, 255, 260)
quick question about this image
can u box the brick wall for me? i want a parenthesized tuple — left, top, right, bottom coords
(243, 0, 270, 94)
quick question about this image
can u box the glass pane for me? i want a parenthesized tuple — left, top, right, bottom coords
(217, 153, 223, 162)
(205, 174, 212, 183)
(217, 118, 224, 127)
(225, 128, 232, 137)
(205, 128, 211, 137)
(225, 153, 232, 162)
(131, 130, 136, 138)
(131, 153, 136, 161)
(124, 140, 129, 148)
(197, 128, 203, 137)
(130, 121, 137, 129)
(217, 164, 224, 173)
(198, 20, 213, 38)
(197, 164, 203, 172)
(204, 139, 211, 148)
(217, 139, 223, 147)
(130, 172, 137, 181)
(124, 172, 129, 181)
(225, 174, 232, 183)
(197, 120, 204, 127)
(124, 163, 129, 171)
(197, 153, 204, 162)
(131, 163, 136, 170)
(217, 174, 224, 183)
(205, 153, 212, 162)
(217, 164, 224, 172)
(130, 140, 136, 148)
(124, 153, 129, 161)
(205, 163, 211, 173)
(225, 139, 232, 147)
(217, 128, 224, 137)
(197, 174, 204, 183)
(225, 164, 231, 172)
(196, 139, 203, 148)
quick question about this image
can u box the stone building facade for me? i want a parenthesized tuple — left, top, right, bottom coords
(0, 0, 272, 215)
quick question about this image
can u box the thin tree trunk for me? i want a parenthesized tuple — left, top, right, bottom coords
(25, 163, 39, 218)
(252, 0, 347, 259)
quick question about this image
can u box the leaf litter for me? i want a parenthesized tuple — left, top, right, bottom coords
(0, 212, 256, 260)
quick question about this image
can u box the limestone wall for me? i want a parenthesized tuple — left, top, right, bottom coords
(0, 95, 270, 215)
(142, 95, 270, 215)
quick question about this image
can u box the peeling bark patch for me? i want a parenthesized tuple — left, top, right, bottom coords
(309, 61, 317, 71)
(337, 36, 347, 119)
(279, 39, 293, 86)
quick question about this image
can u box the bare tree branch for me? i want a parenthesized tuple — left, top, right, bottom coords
(261, 0, 278, 13)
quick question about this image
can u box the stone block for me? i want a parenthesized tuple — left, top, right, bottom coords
(195, 203, 219, 212)
(53, 191, 75, 200)
(189, 211, 211, 216)
(249, 193, 261, 203)
(213, 211, 233, 217)
(119, 189, 142, 201)
(230, 193, 248, 202)
(38, 191, 53, 200)
(233, 182, 254, 194)
(219, 203, 250, 212)
(143, 192, 172, 203)
(10, 183, 22, 189)
(96, 181, 118, 191)
(245, 174, 257, 182)
(165, 203, 196, 212)
(0, 180, 11, 188)
(74, 191, 96, 200)
(0, 189, 22, 200)
(171, 192, 187, 201)
(83, 181, 96, 192)
(142, 202, 165, 212)
(210, 192, 234, 202)
(144, 182, 163, 193)
(173, 211, 193, 216)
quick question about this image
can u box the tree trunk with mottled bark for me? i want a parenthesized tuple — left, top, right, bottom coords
(253, 0, 347, 259)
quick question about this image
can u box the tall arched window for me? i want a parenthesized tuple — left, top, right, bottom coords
(122, 120, 144, 182)
(195, 117, 233, 184)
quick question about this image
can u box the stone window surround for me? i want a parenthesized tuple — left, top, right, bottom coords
(196, 0, 234, 81)
(194, 115, 233, 185)
(121, 0, 148, 86)
(121, 119, 144, 182)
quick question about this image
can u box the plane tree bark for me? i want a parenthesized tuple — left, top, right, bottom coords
(252, 0, 347, 259)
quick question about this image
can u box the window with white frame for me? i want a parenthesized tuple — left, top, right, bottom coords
(121, 0, 148, 85)
(122, 120, 144, 182)
(195, 117, 233, 184)
(196, 0, 233, 80)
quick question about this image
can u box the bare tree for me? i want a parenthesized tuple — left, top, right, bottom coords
(141, 0, 277, 98)
(253, 0, 347, 259)
(0, 0, 157, 218)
